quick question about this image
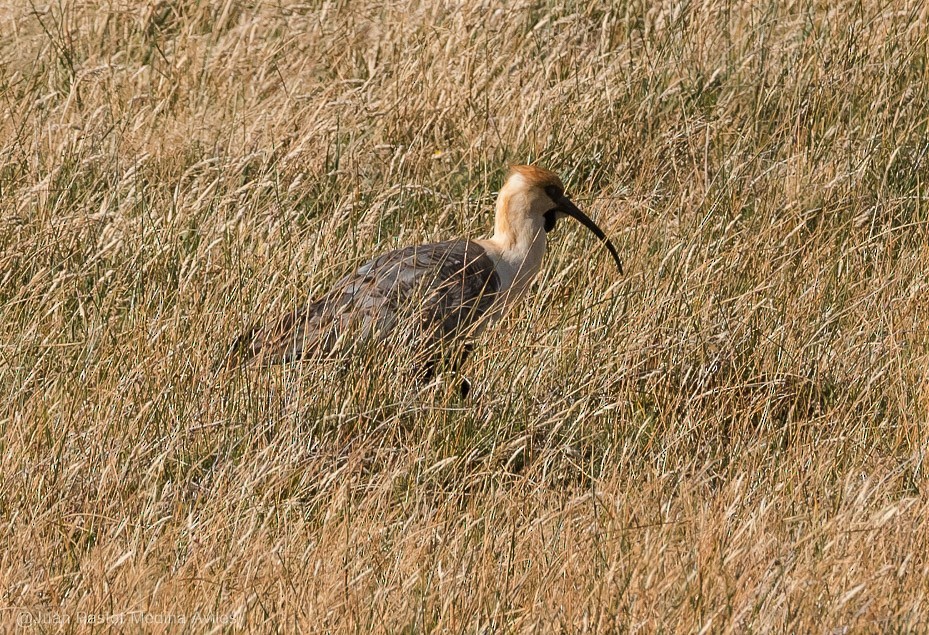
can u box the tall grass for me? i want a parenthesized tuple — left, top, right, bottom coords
(1, 0, 928, 631)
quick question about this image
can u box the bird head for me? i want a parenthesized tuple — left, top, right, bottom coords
(495, 165, 623, 274)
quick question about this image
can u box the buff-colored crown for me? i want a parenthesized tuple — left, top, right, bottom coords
(506, 165, 564, 192)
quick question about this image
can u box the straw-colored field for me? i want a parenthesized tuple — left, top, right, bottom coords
(2, 0, 928, 631)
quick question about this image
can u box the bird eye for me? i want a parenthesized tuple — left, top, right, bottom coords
(544, 185, 564, 200)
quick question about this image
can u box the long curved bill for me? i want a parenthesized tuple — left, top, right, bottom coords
(549, 189, 623, 275)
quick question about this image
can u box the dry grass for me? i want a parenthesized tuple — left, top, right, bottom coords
(2, 0, 928, 631)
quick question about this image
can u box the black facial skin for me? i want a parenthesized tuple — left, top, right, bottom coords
(544, 210, 559, 233)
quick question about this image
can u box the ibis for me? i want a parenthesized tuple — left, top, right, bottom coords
(224, 165, 623, 396)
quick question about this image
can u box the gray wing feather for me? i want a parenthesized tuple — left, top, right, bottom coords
(231, 240, 500, 365)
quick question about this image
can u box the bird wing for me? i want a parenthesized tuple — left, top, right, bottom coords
(227, 240, 500, 365)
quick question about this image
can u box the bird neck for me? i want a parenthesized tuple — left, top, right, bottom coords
(491, 192, 544, 250)
(477, 198, 547, 297)
(488, 221, 546, 264)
